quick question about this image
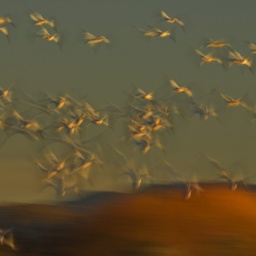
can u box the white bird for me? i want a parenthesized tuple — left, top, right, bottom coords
(84, 31, 110, 46)
(169, 79, 193, 97)
(202, 38, 230, 48)
(0, 26, 9, 41)
(195, 49, 223, 66)
(0, 228, 16, 250)
(161, 10, 184, 28)
(137, 26, 174, 40)
(185, 182, 203, 200)
(0, 16, 15, 26)
(37, 27, 61, 47)
(228, 50, 252, 68)
(30, 11, 55, 29)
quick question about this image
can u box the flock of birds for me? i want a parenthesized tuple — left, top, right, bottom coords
(0, 9, 255, 70)
(0, 7, 255, 200)
(0, 74, 255, 204)
(0, 4, 256, 252)
(0, 11, 111, 48)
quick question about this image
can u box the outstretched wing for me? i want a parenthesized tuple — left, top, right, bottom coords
(169, 79, 180, 89)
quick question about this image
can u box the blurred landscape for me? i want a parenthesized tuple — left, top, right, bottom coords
(1, 185, 256, 255)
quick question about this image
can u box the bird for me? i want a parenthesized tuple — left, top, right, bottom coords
(0, 26, 9, 41)
(36, 150, 70, 179)
(204, 154, 239, 190)
(160, 10, 184, 28)
(189, 101, 219, 121)
(202, 38, 230, 48)
(185, 182, 203, 200)
(133, 135, 164, 154)
(137, 26, 174, 40)
(37, 27, 61, 47)
(46, 94, 71, 111)
(228, 50, 252, 69)
(84, 31, 110, 46)
(248, 42, 256, 54)
(219, 92, 250, 110)
(118, 161, 153, 190)
(0, 85, 13, 103)
(169, 79, 193, 97)
(0, 228, 16, 250)
(29, 11, 55, 29)
(89, 115, 109, 127)
(41, 173, 79, 198)
(195, 49, 223, 66)
(135, 88, 154, 101)
(0, 16, 15, 27)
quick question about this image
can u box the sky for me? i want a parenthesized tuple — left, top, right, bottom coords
(0, 0, 256, 202)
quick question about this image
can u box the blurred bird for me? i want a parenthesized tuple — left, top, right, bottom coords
(202, 38, 230, 48)
(204, 154, 240, 190)
(195, 49, 223, 66)
(41, 173, 79, 198)
(189, 101, 219, 121)
(36, 150, 69, 179)
(83, 101, 99, 120)
(29, 11, 55, 29)
(0, 228, 16, 250)
(47, 95, 70, 111)
(119, 162, 153, 190)
(169, 79, 193, 97)
(161, 10, 185, 28)
(56, 117, 83, 136)
(0, 26, 9, 41)
(137, 26, 174, 40)
(90, 115, 109, 127)
(219, 92, 250, 110)
(37, 27, 61, 47)
(248, 42, 256, 54)
(134, 134, 164, 154)
(228, 50, 252, 69)
(136, 88, 154, 101)
(0, 85, 13, 103)
(0, 16, 15, 26)
(185, 181, 203, 200)
(84, 31, 110, 46)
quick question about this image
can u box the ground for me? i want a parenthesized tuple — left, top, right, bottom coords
(0, 183, 256, 255)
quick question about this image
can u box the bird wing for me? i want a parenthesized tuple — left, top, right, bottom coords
(219, 92, 232, 102)
(84, 32, 97, 40)
(30, 12, 44, 21)
(195, 49, 204, 57)
(229, 50, 243, 60)
(161, 10, 171, 20)
(38, 27, 50, 36)
(175, 18, 184, 27)
(170, 79, 180, 89)
(0, 26, 8, 36)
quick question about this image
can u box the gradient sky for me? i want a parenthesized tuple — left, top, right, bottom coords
(1, 0, 256, 202)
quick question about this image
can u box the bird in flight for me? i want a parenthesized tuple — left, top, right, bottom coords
(161, 10, 184, 29)
(84, 31, 110, 46)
